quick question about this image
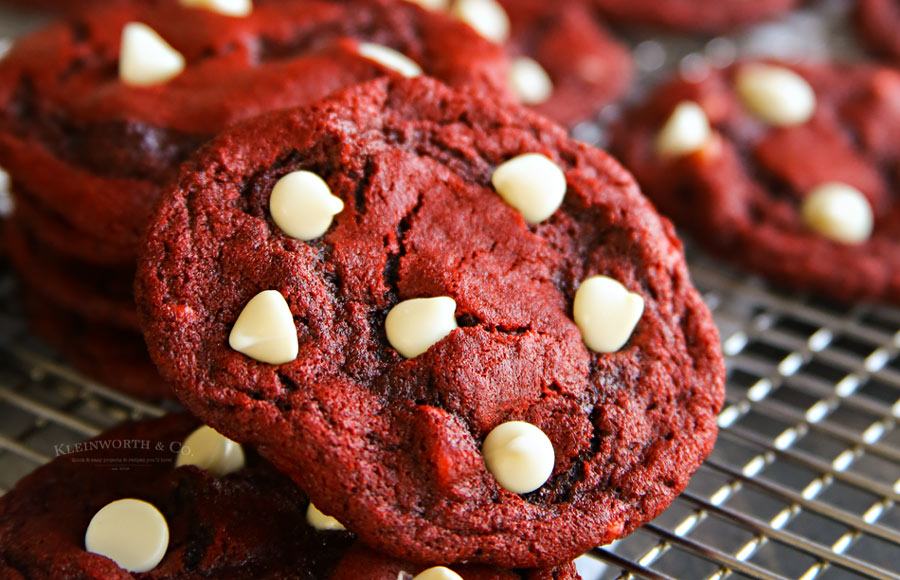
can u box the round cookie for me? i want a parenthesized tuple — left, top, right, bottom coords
(613, 60, 900, 304)
(855, 0, 900, 64)
(590, 0, 799, 33)
(137, 77, 725, 567)
(20, 282, 170, 400)
(498, 0, 632, 125)
(0, 0, 510, 262)
(0, 414, 580, 579)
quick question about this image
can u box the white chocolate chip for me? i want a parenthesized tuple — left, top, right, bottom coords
(385, 297, 458, 359)
(357, 43, 423, 78)
(85, 499, 169, 573)
(483, 421, 555, 494)
(404, 0, 450, 9)
(573, 275, 644, 353)
(491, 153, 567, 224)
(306, 502, 346, 531)
(451, 0, 510, 44)
(229, 290, 299, 365)
(413, 567, 465, 580)
(119, 23, 185, 87)
(270, 171, 344, 241)
(179, 0, 252, 16)
(509, 57, 554, 105)
(175, 425, 245, 477)
(801, 182, 873, 245)
(735, 64, 816, 127)
(655, 101, 713, 157)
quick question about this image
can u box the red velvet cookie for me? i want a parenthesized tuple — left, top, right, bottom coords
(0, 0, 509, 262)
(0, 414, 579, 579)
(137, 77, 725, 567)
(855, 0, 900, 64)
(590, 0, 799, 33)
(613, 61, 900, 304)
(498, 0, 632, 125)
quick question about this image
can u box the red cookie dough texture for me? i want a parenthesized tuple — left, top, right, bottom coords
(0, 414, 579, 579)
(591, 0, 799, 33)
(613, 61, 900, 304)
(855, 0, 900, 64)
(137, 77, 725, 568)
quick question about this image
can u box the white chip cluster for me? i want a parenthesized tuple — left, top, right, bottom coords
(483, 421, 555, 494)
(119, 23, 185, 86)
(735, 63, 816, 127)
(405, 0, 451, 9)
(450, 0, 510, 44)
(405, 0, 553, 105)
(270, 170, 344, 241)
(801, 182, 874, 245)
(573, 275, 644, 353)
(385, 297, 458, 359)
(179, 0, 253, 16)
(491, 153, 567, 224)
(357, 42, 423, 78)
(229, 290, 299, 365)
(656, 101, 713, 157)
(85, 499, 170, 573)
(413, 567, 465, 580)
(306, 502, 347, 531)
(509, 57, 554, 105)
(175, 425, 246, 477)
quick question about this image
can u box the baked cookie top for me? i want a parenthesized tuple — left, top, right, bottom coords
(590, 0, 798, 33)
(137, 76, 724, 568)
(613, 61, 900, 303)
(0, 414, 578, 579)
(0, 0, 508, 254)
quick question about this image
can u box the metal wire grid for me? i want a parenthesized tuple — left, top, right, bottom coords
(2, 250, 900, 580)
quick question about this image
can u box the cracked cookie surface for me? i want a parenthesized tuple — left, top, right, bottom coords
(137, 77, 724, 568)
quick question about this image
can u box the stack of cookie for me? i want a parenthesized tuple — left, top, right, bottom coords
(10, 0, 845, 577)
(0, 0, 512, 398)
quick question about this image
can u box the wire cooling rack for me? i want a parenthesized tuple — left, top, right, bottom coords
(3, 0, 900, 578)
